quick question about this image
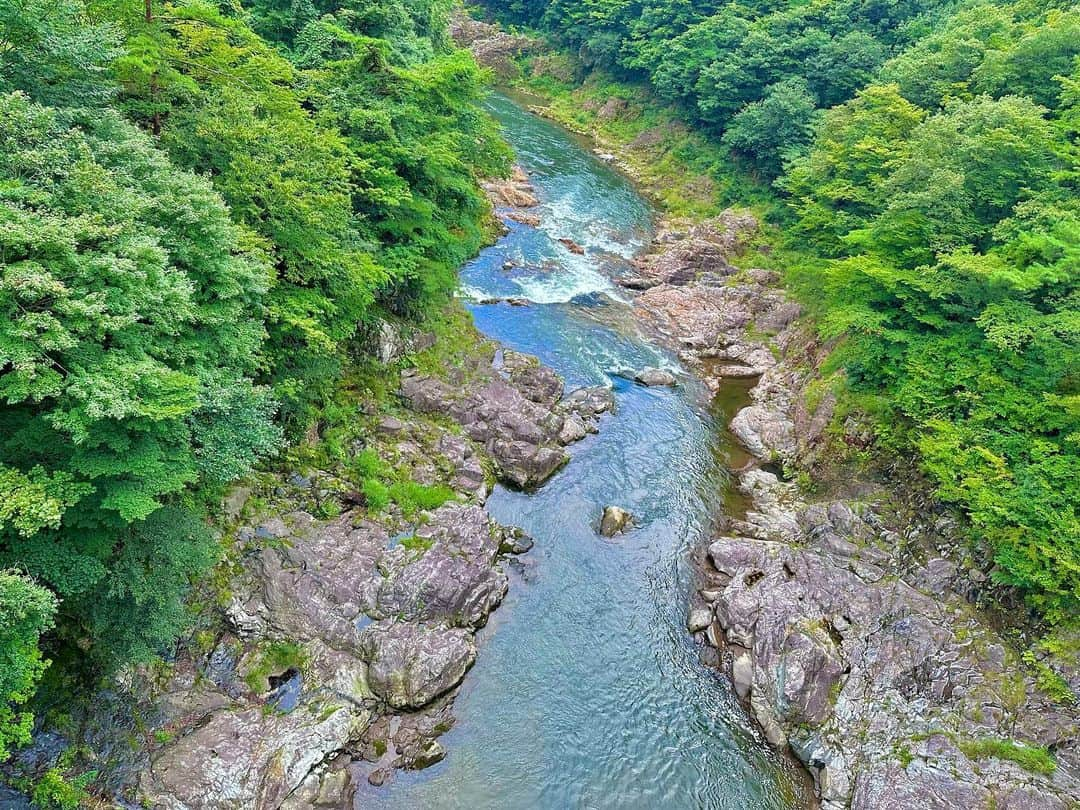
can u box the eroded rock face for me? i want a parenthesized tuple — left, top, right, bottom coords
(399, 351, 612, 488)
(359, 622, 476, 710)
(139, 701, 365, 810)
(619, 211, 801, 397)
(700, 467, 1080, 809)
(375, 504, 508, 627)
(449, 13, 539, 80)
(638, 207, 1080, 808)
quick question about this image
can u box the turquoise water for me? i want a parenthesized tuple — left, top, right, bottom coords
(358, 94, 806, 810)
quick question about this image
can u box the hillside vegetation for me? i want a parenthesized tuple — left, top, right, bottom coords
(0, 0, 507, 751)
(482, 0, 1080, 624)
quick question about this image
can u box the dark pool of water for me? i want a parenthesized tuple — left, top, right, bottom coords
(359, 93, 805, 810)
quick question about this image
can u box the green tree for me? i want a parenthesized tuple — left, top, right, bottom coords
(722, 77, 818, 178)
(782, 84, 925, 254)
(0, 0, 120, 106)
(0, 571, 57, 760)
(0, 92, 279, 667)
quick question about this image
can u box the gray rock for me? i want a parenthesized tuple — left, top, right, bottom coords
(499, 526, 534, 555)
(599, 506, 633, 537)
(359, 622, 476, 710)
(139, 701, 365, 810)
(375, 505, 508, 628)
(732, 651, 753, 699)
(687, 607, 712, 633)
(400, 361, 578, 488)
(634, 367, 677, 386)
(558, 414, 589, 444)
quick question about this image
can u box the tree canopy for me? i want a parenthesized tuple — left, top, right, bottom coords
(0, 0, 507, 751)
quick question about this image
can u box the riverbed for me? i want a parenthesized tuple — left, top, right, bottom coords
(359, 93, 807, 809)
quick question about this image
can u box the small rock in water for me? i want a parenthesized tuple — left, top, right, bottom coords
(557, 237, 586, 255)
(687, 608, 712, 633)
(367, 767, 391, 787)
(599, 505, 633, 537)
(499, 526, 534, 555)
(634, 367, 676, 387)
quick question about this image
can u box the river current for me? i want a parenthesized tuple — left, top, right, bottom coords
(359, 93, 805, 810)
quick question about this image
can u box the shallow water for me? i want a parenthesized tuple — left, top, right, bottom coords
(360, 93, 805, 810)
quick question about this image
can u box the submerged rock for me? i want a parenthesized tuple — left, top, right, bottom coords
(634, 367, 676, 387)
(557, 236, 586, 255)
(599, 506, 633, 537)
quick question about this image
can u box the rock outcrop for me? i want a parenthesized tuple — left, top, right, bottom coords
(644, 210, 1080, 809)
(449, 13, 539, 80)
(6, 342, 611, 809)
(399, 349, 612, 488)
(624, 212, 801, 395)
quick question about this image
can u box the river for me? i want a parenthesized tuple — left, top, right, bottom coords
(358, 93, 806, 809)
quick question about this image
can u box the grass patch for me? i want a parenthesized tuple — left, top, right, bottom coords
(388, 482, 455, 518)
(398, 533, 436, 553)
(243, 641, 306, 693)
(957, 737, 1056, 776)
(1023, 650, 1077, 705)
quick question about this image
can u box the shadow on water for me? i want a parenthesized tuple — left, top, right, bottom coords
(359, 94, 808, 809)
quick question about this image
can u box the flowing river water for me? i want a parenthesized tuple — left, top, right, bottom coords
(359, 93, 807, 809)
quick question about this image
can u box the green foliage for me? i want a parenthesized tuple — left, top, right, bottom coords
(0, 572, 56, 761)
(722, 77, 819, 178)
(387, 481, 454, 516)
(0, 90, 279, 666)
(30, 763, 95, 810)
(485, 0, 949, 174)
(781, 3, 1080, 622)
(1022, 650, 1077, 704)
(353, 448, 388, 480)
(957, 737, 1057, 775)
(243, 640, 305, 692)
(0, 0, 505, 707)
(398, 533, 434, 552)
(362, 478, 391, 511)
(492, 0, 1080, 623)
(0, 0, 121, 107)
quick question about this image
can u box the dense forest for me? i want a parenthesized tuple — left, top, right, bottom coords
(483, 0, 1080, 624)
(2, 0, 1078, 790)
(0, 0, 507, 760)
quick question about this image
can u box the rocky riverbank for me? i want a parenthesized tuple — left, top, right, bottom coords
(626, 214, 1080, 809)
(1, 330, 613, 809)
(1, 156, 616, 808)
(135, 342, 611, 809)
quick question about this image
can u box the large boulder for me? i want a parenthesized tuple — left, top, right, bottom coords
(375, 504, 508, 628)
(140, 698, 367, 810)
(358, 622, 476, 710)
